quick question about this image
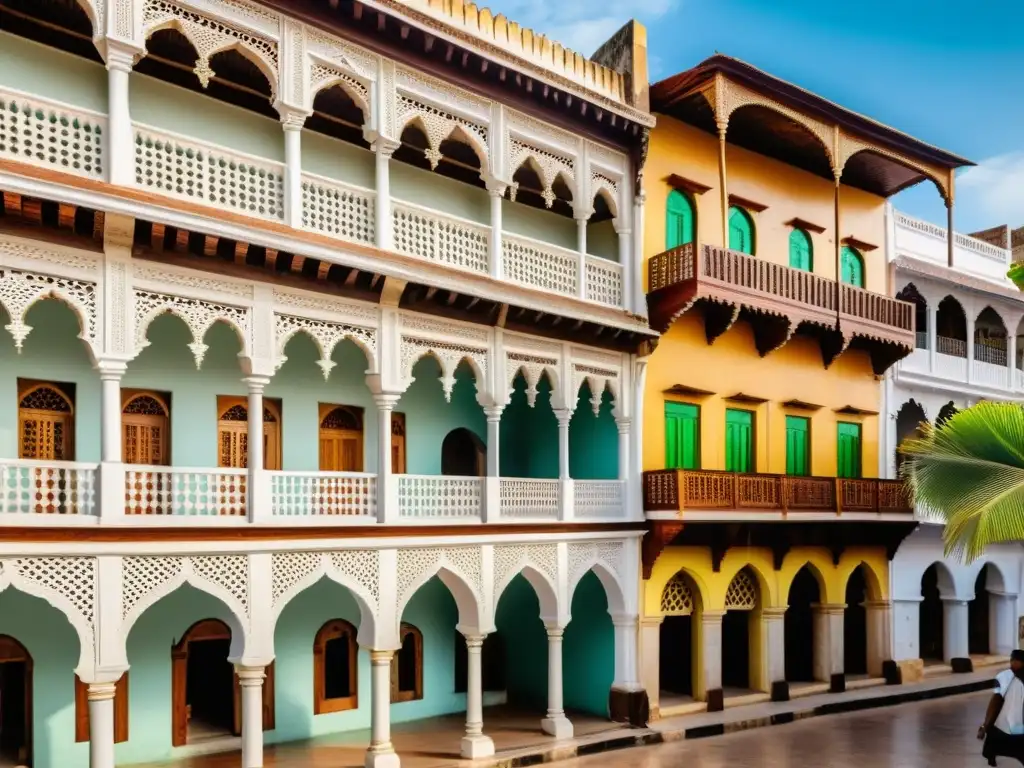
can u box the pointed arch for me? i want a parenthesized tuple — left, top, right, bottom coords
(494, 564, 560, 622)
(838, 559, 884, 602)
(840, 245, 865, 287)
(134, 295, 251, 369)
(921, 561, 957, 600)
(568, 562, 627, 616)
(310, 76, 371, 120)
(397, 565, 484, 637)
(271, 567, 377, 648)
(788, 228, 813, 271)
(721, 561, 774, 608)
(666, 189, 696, 250)
(728, 206, 755, 255)
(592, 184, 619, 220)
(0, 274, 98, 356)
(75, 0, 101, 36)
(507, 364, 559, 408)
(276, 324, 377, 379)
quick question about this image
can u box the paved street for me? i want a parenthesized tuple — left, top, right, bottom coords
(568, 692, 1000, 768)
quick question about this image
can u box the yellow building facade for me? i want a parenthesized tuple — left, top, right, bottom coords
(637, 56, 971, 717)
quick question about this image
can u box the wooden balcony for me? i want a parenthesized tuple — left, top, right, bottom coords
(647, 244, 916, 374)
(642, 469, 913, 516)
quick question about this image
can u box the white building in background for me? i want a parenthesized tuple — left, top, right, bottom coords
(884, 205, 1024, 674)
(0, 1, 656, 767)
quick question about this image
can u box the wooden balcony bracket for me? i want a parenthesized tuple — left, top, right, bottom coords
(641, 520, 684, 579)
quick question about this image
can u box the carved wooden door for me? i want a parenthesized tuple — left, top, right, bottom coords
(391, 412, 407, 474)
(18, 384, 74, 514)
(318, 406, 363, 472)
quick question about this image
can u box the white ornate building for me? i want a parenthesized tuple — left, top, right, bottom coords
(0, 0, 655, 766)
(884, 204, 1024, 675)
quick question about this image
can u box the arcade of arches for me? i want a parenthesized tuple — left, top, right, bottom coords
(642, 546, 890, 717)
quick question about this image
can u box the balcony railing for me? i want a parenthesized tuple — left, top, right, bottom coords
(642, 469, 912, 516)
(647, 243, 915, 350)
(270, 471, 376, 520)
(124, 466, 247, 516)
(0, 460, 98, 516)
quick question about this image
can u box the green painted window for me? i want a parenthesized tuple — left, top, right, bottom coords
(665, 402, 700, 469)
(841, 246, 864, 287)
(837, 422, 862, 479)
(785, 416, 810, 476)
(789, 228, 813, 271)
(666, 190, 695, 250)
(725, 409, 754, 473)
(728, 206, 755, 255)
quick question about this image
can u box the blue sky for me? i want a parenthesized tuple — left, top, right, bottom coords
(482, 0, 1024, 233)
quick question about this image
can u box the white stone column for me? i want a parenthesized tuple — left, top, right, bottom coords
(615, 418, 630, 482)
(282, 113, 306, 229)
(632, 192, 646, 313)
(942, 598, 969, 662)
(576, 217, 588, 300)
(812, 604, 846, 687)
(485, 406, 502, 477)
(87, 682, 117, 768)
(242, 376, 269, 521)
(927, 302, 938, 373)
(366, 650, 400, 768)
(487, 184, 505, 280)
(541, 625, 573, 738)
(98, 361, 126, 463)
(864, 600, 893, 677)
(701, 611, 725, 709)
(374, 393, 400, 524)
(373, 139, 398, 251)
(966, 313, 976, 384)
(555, 408, 573, 521)
(460, 634, 494, 758)
(105, 50, 135, 186)
(992, 592, 1018, 655)
(763, 608, 787, 695)
(237, 666, 265, 768)
(1008, 331, 1018, 390)
(616, 223, 633, 312)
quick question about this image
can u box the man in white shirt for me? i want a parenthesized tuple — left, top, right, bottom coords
(980, 650, 1024, 766)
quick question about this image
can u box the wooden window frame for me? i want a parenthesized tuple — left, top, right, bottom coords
(391, 412, 407, 475)
(216, 395, 282, 470)
(390, 623, 423, 703)
(664, 400, 701, 470)
(17, 380, 75, 461)
(121, 390, 171, 466)
(318, 404, 365, 472)
(313, 619, 358, 714)
(75, 673, 129, 744)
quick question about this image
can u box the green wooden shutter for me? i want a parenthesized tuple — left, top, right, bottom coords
(785, 416, 810, 476)
(841, 246, 864, 287)
(837, 422, 862, 478)
(665, 402, 700, 470)
(666, 190, 695, 250)
(725, 409, 754, 473)
(788, 229, 813, 272)
(728, 206, 755, 255)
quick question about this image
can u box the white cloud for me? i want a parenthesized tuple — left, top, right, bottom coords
(957, 152, 1024, 228)
(479, 0, 678, 56)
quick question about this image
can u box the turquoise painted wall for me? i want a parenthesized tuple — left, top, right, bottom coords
(130, 72, 284, 162)
(499, 376, 558, 479)
(569, 385, 618, 480)
(118, 585, 239, 765)
(494, 575, 547, 709)
(563, 571, 614, 716)
(0, 304, 486, 474)
(0, 301, 100, 461)
(399, 358, 486, 476)
(0, 31, 107, 112)
(0, 589, 87, 768)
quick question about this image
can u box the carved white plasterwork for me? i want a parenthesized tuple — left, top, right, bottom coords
(567, 541, 624, 594)
(396, 547, 484, 623)
(270, 550, 380, 618)
(492, 544, 558, 607)
(306, 27, 377, 81)
(0, 268, 98, 353)
(142, 0, 279, 95)
(310, 63, 370, 115)
(272, 289, 378, 325)
(400, 336, 488, 402)
(133, 290, 251, 368)
(399, 313, 490, 344)
(572, 364, 619, 415)
(131, 264, 254, 300)
(508, 137, 576, 208)
(0, 558, 96, 657)
(396, 67, 490, 121)
(395, 94, 489, 170)
(274, 312, 377, 378)
(506, 352, 559, 407)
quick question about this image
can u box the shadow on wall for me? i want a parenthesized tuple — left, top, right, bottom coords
(495, 575, 548, 710)
(564, 571, 614, 716)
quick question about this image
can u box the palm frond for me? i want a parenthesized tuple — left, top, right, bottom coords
(900, 402, 1024, 561)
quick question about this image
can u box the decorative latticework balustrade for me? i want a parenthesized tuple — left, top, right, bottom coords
(0, 88, 106, 180)
(133, 124, 285, 221)
(392, 201, 490, 273)
(0, 460, 97, 516)
(585, 256, 623, 307)
(642, 468, 912, 516)
(302, 174, 375, 244)
(124, 467, 247, 516)
(574, 480, 624, 518)
(499, 478, 559, 519)
(270, 471, 376, 518)
(397, 475, 482, 520)
(503, 233, 579, 298)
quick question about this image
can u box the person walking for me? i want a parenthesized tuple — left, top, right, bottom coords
(979, 650, 1024, 765)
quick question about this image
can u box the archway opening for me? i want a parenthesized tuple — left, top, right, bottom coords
(975, 307, 1008, 366)
(441, 427, 486, 476)
(784, 566, 820, 684)
(173, 619, 237, 744)
(920, 565, 944, 663)
(659, 571, 701, 703)
(500, 372, 558, 479)
(564, 571, 615, 716)
(0, 636, 32, 767)
(896, 284, 928, 349)
(969, 565, 993, 656)
(396, 575, 459, 711)
(936, 296, 967, 358)
(722, 567, 760, 692)
(844, 567, 869, 677)
(493, 574, 546, 712)
(895, 400, 928, 472)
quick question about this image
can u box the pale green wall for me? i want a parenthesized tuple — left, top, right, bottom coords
(130, 73, 284, 162)
(0, 31, 107, 112)
(569, 386, 618, 480)
(390, 162, 489, 224)
(0, 590, 87, 768)
(118, 585, 239, 765)
(494, 575, 547, 709)
(563, 571, 614, 716)
(500, 376, 558, 479)
(503, 199, 576, 249)
(588, 219, 619, 262)
(302, 131, 375, 189)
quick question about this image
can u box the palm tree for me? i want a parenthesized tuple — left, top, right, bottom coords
(900, 401, 1024, 561)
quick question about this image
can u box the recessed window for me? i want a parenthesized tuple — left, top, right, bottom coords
(314, 619, 358, 714)
(391, 623, 423, 703)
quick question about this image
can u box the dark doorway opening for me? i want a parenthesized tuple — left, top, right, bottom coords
(844, 567, 869, 676)
(969, 567, 991, 656)
(441, 428, 486, 476)
(722, 611, 751, 689)
(920, 565, 945, 662)
(186, 637, 235, 740)
(785, 567, 819, 683)
(659, 616, 694, 696)
(0, 636, 31, 767)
